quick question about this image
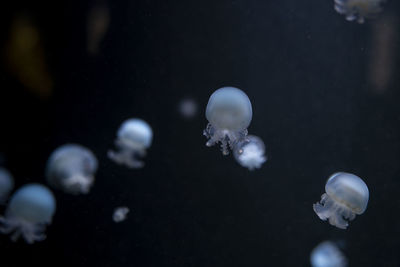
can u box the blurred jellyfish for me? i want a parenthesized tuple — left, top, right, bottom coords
(310, 241, 347, 267)
(113, 206, 129, 223)
(108, 118, 153, 168)
(179, 98, 198, 119)
(0, 183, 56, 244)
(204, 87, 252, 155)
(334, 0, 386, 23)
(0, 168, 14, 203)
(313, 172, 369, 229)
(46, 144, 98, 194)
(233, 135, 266, 170)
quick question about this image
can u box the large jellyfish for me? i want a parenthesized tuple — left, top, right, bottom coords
(334, 0, 386, 23)
(313, 172, 369, 229)
(204, 87, 252, 155)
(108, 118, 153, 168)
(233, 135, 267, 170)
(0, 183, 56, 244)
(0, 168, 14, 203)
(310, 241, 347, 267)
(46, 144, 98, 194)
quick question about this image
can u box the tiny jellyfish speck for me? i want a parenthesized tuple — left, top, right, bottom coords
(310, 241, 347, 267)
(108, 118, 153, 168)
(233, 135, 266, 170)
(0, 183, 56, 244)
(113, 206, 129, 223)
(179, 98, 198, 119)
(0, 168, 14, 203)
(204, 87, 252, 155)
(334, 0, 386, 23)
(46, 144, 98, 194)
(313, 172, 369, 229)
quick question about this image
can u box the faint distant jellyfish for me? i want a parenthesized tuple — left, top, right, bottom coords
(108, 118, 153, 168)
(334, 0, 386, 23)
(46, 144, 98, 194)
(313, 172, 369, 229)
(0, 183, 56, 244)
(113, 206, 129, 223)
(0, 168, 14, 203)
(204, 87, 252, 155)
(233, 135, 267, 170)
(179, 98, 198, 119)
(310, 241, 347, 267)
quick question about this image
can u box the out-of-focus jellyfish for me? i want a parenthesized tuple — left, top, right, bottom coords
(310, 241, 347, 267)
(204, 87, 252, 155)
(0, 168, 14, 203)
(233, 135, 266, 170)
(108, 118, 153, 168)
(113, 206, 129, 223)
(334, 0, 386, 23)
(179, 98, 198, 119)
(313, 172, 369, 229)
(0, 183, 56, 244)
(46, 144, 98, 194)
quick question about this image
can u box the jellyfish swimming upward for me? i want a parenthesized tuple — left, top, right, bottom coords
(0, 168, 14, 203)
(0, 183, 56, 244)
(334, 0, 386, 23)
(233, 135, 267, 170)
(313, 172, 369, 229)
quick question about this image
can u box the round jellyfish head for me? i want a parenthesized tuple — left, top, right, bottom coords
(310, 241, 347, 267)
(0, 168, 14, 202)
(233, 135, 267, 170)
(206, 87, 252, 131)
(117, 118, 153, 150)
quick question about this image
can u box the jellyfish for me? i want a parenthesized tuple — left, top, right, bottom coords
(204, 87, 252, 155)
(46, 144, 98, 194)
(179, 98, 198, 119)
(108, 118, 153, 168)
(313, 172, 369, 229)
(113, 206, 129, 223)
(233, 135, 267, 170)
(0, 183, 56, 244)
(334, 0, 386, 23)
(310, 241, 347, 267)
(0, 168, 14, 203)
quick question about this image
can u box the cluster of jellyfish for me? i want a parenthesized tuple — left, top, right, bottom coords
(203, 87, 267, 170)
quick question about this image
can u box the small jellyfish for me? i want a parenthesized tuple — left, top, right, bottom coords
(46, 144, 98, 194)
(113, 206, 129, 223)
(108, 118, 153, 168)
(310, 241, 347, 267)
(233, 135, 267, 170)
(313, 172, 369, 229)
(0, 183, 56, 244)
(179, 98, 198, 119)
(0, 168, 14, 203)
(204, 87, 252, 155)
(334, 0, 386, 23)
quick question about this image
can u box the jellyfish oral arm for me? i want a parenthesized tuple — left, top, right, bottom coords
(0, 215, 47, 244)
(203, 123, 248, 155)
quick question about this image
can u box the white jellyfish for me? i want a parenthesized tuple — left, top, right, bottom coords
(112, 206, 129, 223)
(204, 87, 252, 155)
(334, 0, 386, 23)
(313, 172, 369, 229)
(179, 98, 198, 119)
(46, 144, 98, 194)
(0, 168, 14, 203)
(233, 135, 267, 170)
(0, 183, 56, 244)
(108, 118, 153, 168)
(310, 241, 347, 267)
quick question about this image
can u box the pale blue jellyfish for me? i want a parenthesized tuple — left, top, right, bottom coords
(334, 0, 386, 23)
(0, 168, 14, 203)
(46, 144, 98, 194)
(233, 135, 266, 170)
(204, 87, 252, 155)
(310, 241, 347, 267)
(0, 183, 56, 244)
(108, 118, 153, 168)
(313, 172, 369, 229)
(113, 206, 129, 223)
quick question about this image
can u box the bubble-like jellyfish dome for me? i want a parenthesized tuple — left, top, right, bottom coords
(0, 168, 14, 203)
(204, 87, 252, 155)
(46, 144, 98, 194)
(0, 183, 56, 244)
(310, 241, 347, 267)
(108, 118, 153, 168)
(313, 172, 369, 229)
(334, 0, 386, 23)
(233, 135, 266, 170)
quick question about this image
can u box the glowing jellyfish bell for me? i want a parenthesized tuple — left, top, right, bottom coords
(108, 118, 153, 168)
(46, 144, 98, 194)
(204, 87, 252, 155)
(233, 135, 266, 170)
(334, 0, 386, 23)
(310, 241, 347, 267)
(313, 172, 369, 229)
(0, 183, 56, 244)
(0, 168, 14, 203)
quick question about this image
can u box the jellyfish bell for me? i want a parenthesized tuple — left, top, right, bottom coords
(233, 135, 266, 170)
(334, 0, 386, 23)
(0, 168, 14, 203)
(313, 172, 369, 229)
(310, 241, 347, 267)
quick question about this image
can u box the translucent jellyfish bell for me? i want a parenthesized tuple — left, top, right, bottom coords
(0, 183, 56, 244)
(108, 118, 153, 168)
(313, 172, 369, 229)
(0, 168, 14, 203)
(310, 241, 347, 267)
(113, 206, 129, 223)
(233, 135, 266, 170)
(334, 0, 386, 23)
(46, 144, 98, 194)
(204, 87, 252, 155)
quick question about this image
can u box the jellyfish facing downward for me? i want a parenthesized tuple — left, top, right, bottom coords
(0, 168, 14, 203)
(310, 241, 347, 267)
(313, 172, 369, 229)
(108, 118, 153, 168)
(0, 183, 56, 244)
(233, 135, 266, 170)
(334, 0, 386, 23)
(204, 87, 252, 155)
(46, 144, 98, 194)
